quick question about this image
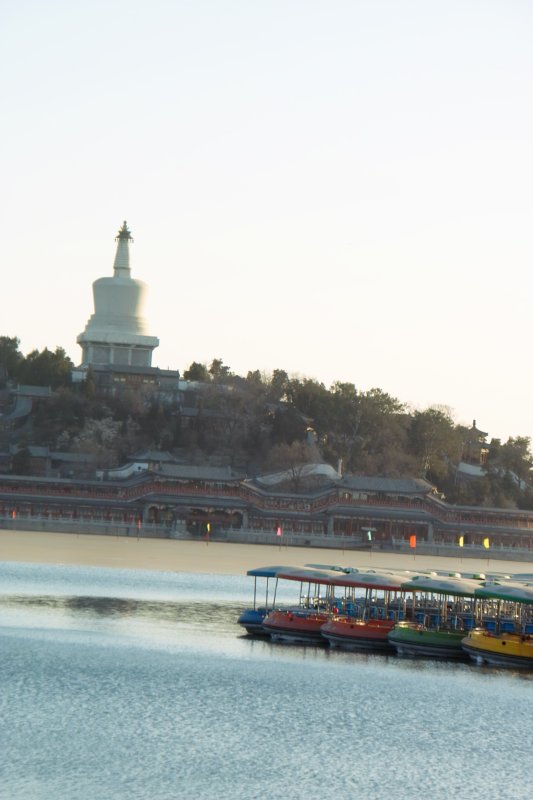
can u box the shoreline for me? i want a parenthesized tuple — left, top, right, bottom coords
(1, 529, 531, 577)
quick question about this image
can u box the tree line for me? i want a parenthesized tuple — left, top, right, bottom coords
(1, 337, 532, 509)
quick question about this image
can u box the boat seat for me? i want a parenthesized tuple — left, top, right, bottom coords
(501, 621, 515, 633)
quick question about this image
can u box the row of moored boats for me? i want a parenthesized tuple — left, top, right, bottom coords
(237, 564, 533, 669)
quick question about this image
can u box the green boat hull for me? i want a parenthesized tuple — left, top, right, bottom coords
(388, 624, 467, 659)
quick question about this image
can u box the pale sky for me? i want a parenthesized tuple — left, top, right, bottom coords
(2, 1, 532, 445)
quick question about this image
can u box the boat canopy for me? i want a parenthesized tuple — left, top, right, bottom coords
(275, 567, 344, 585)
(330, 570, 407, 591)
(474, 581, 533, 605)
(305, 563, 356, 573)
(245, 566, 305, 578)
(305, 562, 420, 578)
(400, 575, 482, 597)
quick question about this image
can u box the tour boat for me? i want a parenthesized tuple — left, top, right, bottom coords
(387, 575, 483, 659)
(320, 570, 408, 652)
(462, 581, 533, 668)
(237, 565, 300, 635)
(461, 628, 533, 669)
(261, 567, 341, 643)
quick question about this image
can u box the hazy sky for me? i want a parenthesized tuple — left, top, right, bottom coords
(2, 1, 532, 444)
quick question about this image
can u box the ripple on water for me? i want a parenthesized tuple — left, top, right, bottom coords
(0, 561, 532, 800)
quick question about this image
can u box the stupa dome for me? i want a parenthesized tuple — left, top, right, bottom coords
(77, 222, 159, 367)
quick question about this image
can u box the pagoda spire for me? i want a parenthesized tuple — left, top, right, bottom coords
(113, 220, 133, 275)
(77, 221, 159, 369)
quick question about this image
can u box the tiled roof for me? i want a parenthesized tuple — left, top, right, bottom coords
(340, 476, 434, 494)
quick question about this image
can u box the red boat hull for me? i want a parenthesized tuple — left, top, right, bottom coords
(262, 610, 329, 643)
(321, 618, 396, 652)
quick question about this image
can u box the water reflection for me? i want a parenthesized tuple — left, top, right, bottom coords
(0, 592, 248, 646)
(2, 592, 242, 621)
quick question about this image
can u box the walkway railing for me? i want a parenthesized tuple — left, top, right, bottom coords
(2, 477, 533, 532)
(2, 515, 533, 561)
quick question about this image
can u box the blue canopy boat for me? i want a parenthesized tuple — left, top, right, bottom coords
(237, 566, 299, 635)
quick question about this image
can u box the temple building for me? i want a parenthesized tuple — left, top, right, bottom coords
(77, 222, 159, 369)
(462, 420, 490, 466)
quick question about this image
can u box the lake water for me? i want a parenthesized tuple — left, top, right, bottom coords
(1, 561, 532, 800)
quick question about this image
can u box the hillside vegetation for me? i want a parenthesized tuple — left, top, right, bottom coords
(1, 336, 532, 509)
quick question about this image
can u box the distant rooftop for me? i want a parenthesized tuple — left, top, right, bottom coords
(340, 476, 434, 495)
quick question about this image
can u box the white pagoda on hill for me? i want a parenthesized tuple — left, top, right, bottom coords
(77, 222, 159, 368)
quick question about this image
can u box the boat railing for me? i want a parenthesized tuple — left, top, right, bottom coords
(300, 595, 331, 611)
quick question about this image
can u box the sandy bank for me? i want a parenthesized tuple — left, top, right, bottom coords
(1, 529, 531, 578)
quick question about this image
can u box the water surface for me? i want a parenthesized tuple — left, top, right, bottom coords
(1, 562, 531, 799)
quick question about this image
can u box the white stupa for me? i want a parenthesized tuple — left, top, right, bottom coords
(77, 222, 159, 368)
